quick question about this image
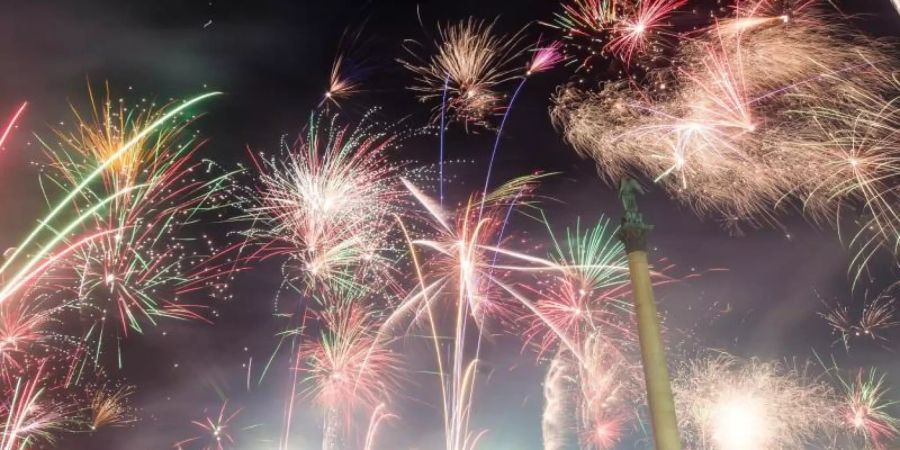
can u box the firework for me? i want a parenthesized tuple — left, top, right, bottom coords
(39, 87, 235, 337)
(323, 54, 362, 108)
(297, 301, 401, 450)
(0, 363, 67, 450)
(394, 174, 642, 450)
(174, 401, 243, 450)
(0, 91, 222, 448)
(1, 91, 221, 306)
(400, 18, 527, 128)
(523, 215, 632, 357)
(527, 41, 565, 76)
(822, 292, 899, 349)
(673, 354, 838, 450)
(546, 0, 683, 71)
(0, 296, 61, 378)
(605, 0, 686, 65)
(298, 302, 401, 412)
(240, 111, 409, 294)
(838, 369, 900, 450)
(87, 384, 135, 431)
(551, 1, 900, 269)
(0, 102, 27, 151)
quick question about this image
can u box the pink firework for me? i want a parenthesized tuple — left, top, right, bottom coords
(528, 41, 565, 75)
(840, 369, 899, 450)
(606, 0, 686, 64)
(0, 102, 27, 151)
(298, 302, 401, 412)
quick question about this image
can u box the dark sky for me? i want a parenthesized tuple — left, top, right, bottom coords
(1, 1, 898, 449)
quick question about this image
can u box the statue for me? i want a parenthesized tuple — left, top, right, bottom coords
(618, 177, 645, 225)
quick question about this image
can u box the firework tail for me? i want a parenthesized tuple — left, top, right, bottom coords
(542, 349, 580, 450)
(0, 102, 27, 151)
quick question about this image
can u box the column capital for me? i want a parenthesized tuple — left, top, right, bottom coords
(617, 177, 653, 253)
(618, 220, 653, 253)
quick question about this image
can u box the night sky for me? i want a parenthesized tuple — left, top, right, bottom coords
(1, 1, 899, 449)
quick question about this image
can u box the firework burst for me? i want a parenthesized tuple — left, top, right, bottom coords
(87, 384, 135, 431)
(38, 87, 235, 337)
(400, 18, 527, 129)
(240, 111, 410, 295)
(674, 354, 838, 450)
(546, 0, 684, 72)
(297, 300, 401, 450)
(174, 401, 243, 450)
(838, 368, 900, 450)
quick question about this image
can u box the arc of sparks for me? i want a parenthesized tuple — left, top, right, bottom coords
(0, 102, 27, 151)
(0, 92, 220, 277)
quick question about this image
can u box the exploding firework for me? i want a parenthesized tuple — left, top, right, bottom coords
(297, 300, 401, 450)
(87, 384, 135, 431)
(552, 1, 900, 273)
(838, 368, 900, 450)
(298, 301, 401, 412)
(545, 0, 685, 71)
(0, 363, 68, 450)
(323, 54, 363, 107)
(174, 401, 244, 450)
(39, 87, 235, 338)
(673, 354, 839, 450)
(523, 215, 633, 357)
(0, 92, 221, 447)
(239, 110, 411, 295)
(400, 18, 527, 128)
(822, 292, 899, 349)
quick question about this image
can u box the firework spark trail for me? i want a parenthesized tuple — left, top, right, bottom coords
(396, 177, 535, 450)
(439, 74, 449, 205)
(542, 350, 580, 450)
(400, 18, 527, 129)
(673, 354, 839, 450)
(362, 403, 394, 450)
(0, 103, 27, 152)
(478, 41, 562, 219)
